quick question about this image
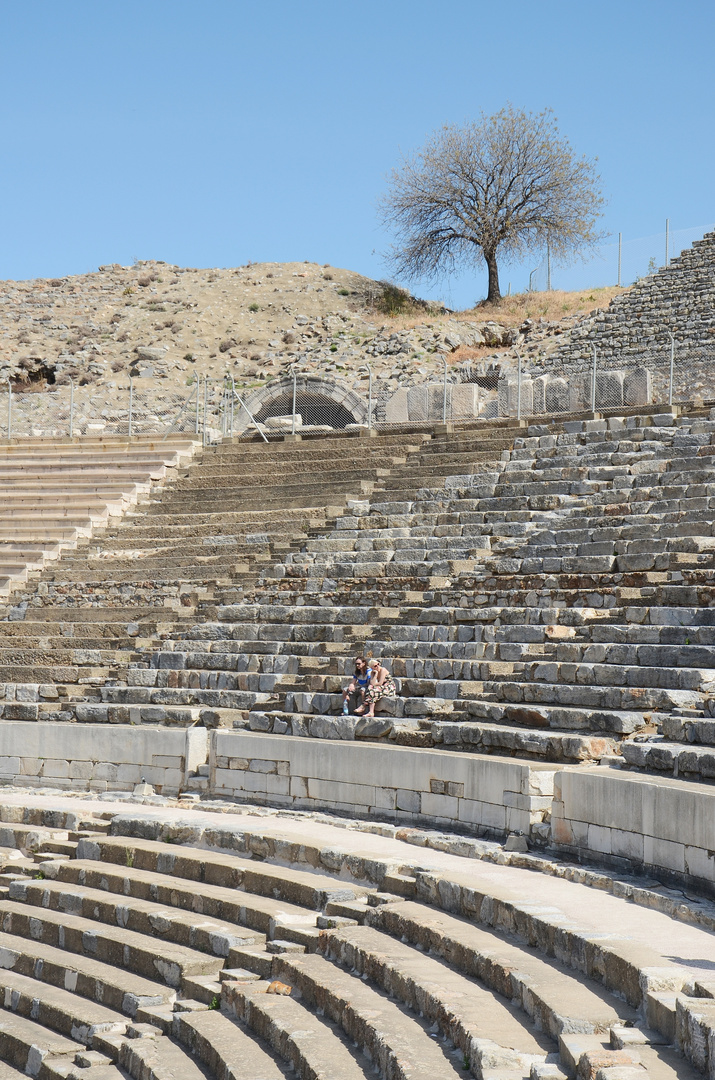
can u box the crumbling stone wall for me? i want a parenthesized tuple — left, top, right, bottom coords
(551, 229, 715, 366)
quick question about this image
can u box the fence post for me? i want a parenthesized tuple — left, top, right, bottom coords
(441, 357, 448, 423)
(69, 379, 74, 438)
(546, 242, 551, 291)
(195, 376, 200, 434)
(518, 354, 524, 421)
(591, 347, 597, 413)
(669, 333, 675, 406)
(291, 365, 297, 435)
(359, 364, 372, 429)
(665, 218, 670, 266)
(203, 377, 209, 447)
(617, 232, 622, 287)
(6, 380, 11, 439)
(128, 378, 133, 438)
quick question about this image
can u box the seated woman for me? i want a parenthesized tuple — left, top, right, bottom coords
(342, 656, 372, 715)
(355, 656, 397, 718)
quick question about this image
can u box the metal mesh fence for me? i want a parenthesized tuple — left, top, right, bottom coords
(0, 377, 225, 442)
(231, 343, 715, 437)
(3, 346, 715, 444)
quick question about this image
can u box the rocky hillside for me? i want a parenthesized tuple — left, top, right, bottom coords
(0, 260, 623, 405)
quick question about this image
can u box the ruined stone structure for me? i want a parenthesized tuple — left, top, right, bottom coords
(551, 229, 715, 364)
(1, 412, 715, 1079)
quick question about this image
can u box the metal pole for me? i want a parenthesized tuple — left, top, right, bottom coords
(128, 377, 133, 438)
(529, 268, 537, 293)
(291, 365, 297, 435)
(203, 376, 209, 447)
(546, 242, 551, 291)
(441, 357, 448, 423)
(6, 380, 11, 439)
(195, 376, 200, 434)
(665, 218, 670, 266)
(617, 233, 622, 287)
(591, 346, 597, 412)
(69, 379, 74, 438)
(475, 383, 480, 418)
(517, 352, 522, 421)
(669, 333, 675, 406)
(359, 364, 372, 429)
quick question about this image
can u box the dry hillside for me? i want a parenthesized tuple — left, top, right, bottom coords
(0, 260, 627, 405)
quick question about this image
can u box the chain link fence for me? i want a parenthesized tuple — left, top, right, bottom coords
(0, 377, 227, 443)
(3, 345, 715, 444)
(230, 343, 715, 438)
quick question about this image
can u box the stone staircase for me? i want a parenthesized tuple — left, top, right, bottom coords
(0, 436, 198, 597)
(129, 410, 715, 786)
(4, 414, 715, 786)
(0, 804, 711, 1079)
(0, 427, 515, 720)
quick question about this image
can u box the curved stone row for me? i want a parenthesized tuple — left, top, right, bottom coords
(0, 804, 711, 1079)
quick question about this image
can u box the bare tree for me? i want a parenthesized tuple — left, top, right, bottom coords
(380, 106, 604, 304)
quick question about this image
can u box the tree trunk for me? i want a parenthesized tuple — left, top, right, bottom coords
(484, 250, 501, 303)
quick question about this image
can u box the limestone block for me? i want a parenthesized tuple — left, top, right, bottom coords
(545, 377, 570, 413)
(643, 835, 685, 874)
(451, 384, 481, 420)
(15, 684, 39, 702)
(0, 757, 20, 775)
(372, 787, 396, 811)
(594, 369, 625, 408)
(568, 373, 591, 411)
(396, 789, 421, 813)
(624, 366, 652, 406)
(42, 759, 70, 779)
(68, 760, 94, 780)
(421, 792, 458, 819)
(4, 703, 38, 720)
(93, 763, 118, 782)
(506, 378, 533, 416)
(290, 776, 308, 798)
(308, 777, 377, 806)
(407, 386, 429, 421)
(532, 376, 547, 414)
(383, 387, 409, 423)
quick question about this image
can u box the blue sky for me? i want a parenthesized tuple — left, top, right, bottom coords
(1, 0, 713, 307)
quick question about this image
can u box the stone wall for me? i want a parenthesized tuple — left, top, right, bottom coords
(1, 723, 714, 891)
(0, 722, 208, 795)
(210, 731, 553, 835)
(551, 766, 715, 890)
(551, 229, 715, 366)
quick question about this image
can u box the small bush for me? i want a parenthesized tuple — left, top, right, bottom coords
(184, 352, 194, 361)
(323, 273, 333, 281)
(137, 276, 153, 287)
(330, 344, 338, 352)
(219, 339, 236, 353)
(337, 288, 350, 296)
(374, 281, 414, 316)
(123, 287, 134, 296)
(248, 303, 260, 312)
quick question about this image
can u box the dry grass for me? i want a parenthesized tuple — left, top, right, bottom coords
(384, 285, 629, 331)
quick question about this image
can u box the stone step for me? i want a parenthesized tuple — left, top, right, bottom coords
(0, 928, 176, 1015)
(620, 738, 715, 780)
(0, 967, 127, 1043)
(0, 900, 223, 987)
(264, 951, 472, 1079)
(48, 858, 320, 940)
(223, 981, 381, 1079)
(75, 835, 369, 911)
(7, 878, 265, 958)
(0, 1009, 81, 1076)
(173, 1008, 289, 1079)
(321, 922, 615, 1071)
(118, 1031, 211, 1080)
